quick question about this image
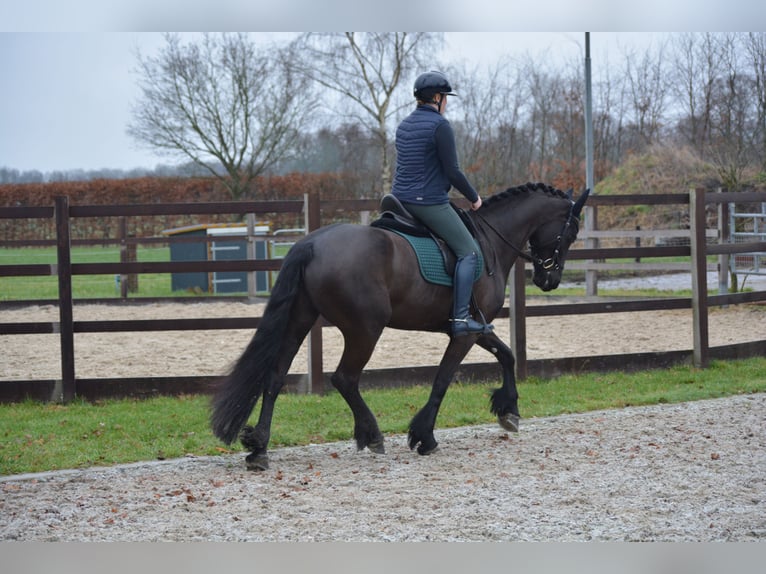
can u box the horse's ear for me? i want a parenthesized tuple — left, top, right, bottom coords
(566, 188, 574, 200)
(572, 188, 590, 217)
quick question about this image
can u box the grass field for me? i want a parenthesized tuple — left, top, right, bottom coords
(0, 246, 179, 300)
(1, 245, 718, 301)
(0, 245, 294, 300)
(1, 357, 764, 475)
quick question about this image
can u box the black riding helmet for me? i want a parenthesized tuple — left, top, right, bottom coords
(413, 70, 457, 103)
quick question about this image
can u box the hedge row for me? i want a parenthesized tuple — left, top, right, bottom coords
(0, 172, 362, 242)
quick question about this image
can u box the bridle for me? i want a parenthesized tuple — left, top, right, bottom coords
(529, 202, 581, 271)
(475, 202, 580, 272)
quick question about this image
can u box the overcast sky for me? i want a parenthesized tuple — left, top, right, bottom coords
(1, 1, 764, 173)
(0, 32, 663, 173)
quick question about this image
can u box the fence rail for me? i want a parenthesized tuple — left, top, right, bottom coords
(1, 189, 765, 403)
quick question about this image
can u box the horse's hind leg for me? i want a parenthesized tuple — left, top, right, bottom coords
(476, 332, 520, 432)
(331, 326, 387, 454)
(241, 295, 318, 471)
(408, 336, 476, 455)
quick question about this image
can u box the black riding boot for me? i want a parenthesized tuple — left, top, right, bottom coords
(451, 252, 493, 337)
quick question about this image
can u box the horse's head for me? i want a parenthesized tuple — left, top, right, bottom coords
(529, 188, 590, 291)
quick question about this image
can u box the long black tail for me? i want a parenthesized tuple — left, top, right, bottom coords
(210, 240, 314, 444)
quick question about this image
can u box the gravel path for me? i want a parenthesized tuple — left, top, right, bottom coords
(2, 393, 764, 542)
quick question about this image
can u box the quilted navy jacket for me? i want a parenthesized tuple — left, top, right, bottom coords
(391, 105, 478, 205)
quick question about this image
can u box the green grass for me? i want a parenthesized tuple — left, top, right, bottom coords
(0, 243, 296, 300)
(1, 357, 764, 476)
(0, 246, 176, 300)
(1, 246, 721, 301)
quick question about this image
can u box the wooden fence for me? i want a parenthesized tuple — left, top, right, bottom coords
(1, 189, 765, 403)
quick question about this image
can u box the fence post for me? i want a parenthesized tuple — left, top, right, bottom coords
(585, 204, 598, 296)
(55, 196, 76, 402)
(246, 213, 257, 299)
(118, 216, 137, 297)
(509, 260, 527, 380)
(305, 192, 324, 394)
(717, 196, 730, 298)
(690, 188, 709, 368)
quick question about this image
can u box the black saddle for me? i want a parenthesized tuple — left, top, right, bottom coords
(371, 194, 481, 239)
(371, 194, 433, 237)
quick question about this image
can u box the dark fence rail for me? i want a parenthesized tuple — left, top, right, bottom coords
(1, 189, 765, 403)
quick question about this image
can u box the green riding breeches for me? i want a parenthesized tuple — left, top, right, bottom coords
(404, 202, 479, 259)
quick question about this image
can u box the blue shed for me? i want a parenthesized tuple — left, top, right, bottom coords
(163, 223, 270, 294)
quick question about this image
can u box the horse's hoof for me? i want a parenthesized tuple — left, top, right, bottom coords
(498, 413, 520, 433)
(416, 441, 439, 456)
(245, 452, 269, 471)
(367, 439, 386, 455)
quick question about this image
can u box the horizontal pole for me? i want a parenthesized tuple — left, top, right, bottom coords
(564, 262, 715, 272)
(71, 259, 283, 275)
(525, 297, 691, 316)
(707, 241, 766, 255)
(577, 229, 717, 239)
(0, 263, 57, 277)
(0, 206, 55, 219)
(68, 200, 304, 217)
(567, 246, 691, 260)
(73, 317, 261, 333)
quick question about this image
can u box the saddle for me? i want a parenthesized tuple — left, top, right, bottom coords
(370, 194, 485, 285)
(373, 194, 481, 238)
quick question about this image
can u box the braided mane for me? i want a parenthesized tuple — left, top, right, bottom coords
(483, 182, 570, 207)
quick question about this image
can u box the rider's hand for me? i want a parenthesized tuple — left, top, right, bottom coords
(471, 197, 482, 211)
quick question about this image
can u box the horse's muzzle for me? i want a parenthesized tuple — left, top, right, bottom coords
(534, 270, 561, 292)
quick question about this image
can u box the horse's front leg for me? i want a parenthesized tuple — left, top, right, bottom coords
(408, 336, 476, 455)
(476, 331, 520, 433)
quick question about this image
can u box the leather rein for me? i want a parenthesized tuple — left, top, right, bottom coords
(474, 204, 578, 271)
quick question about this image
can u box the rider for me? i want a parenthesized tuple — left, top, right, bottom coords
(391, 70, 492, 337)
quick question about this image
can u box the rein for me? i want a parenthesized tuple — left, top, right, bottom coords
(474, 203, 578, 271)
(474, 211, 540, 267)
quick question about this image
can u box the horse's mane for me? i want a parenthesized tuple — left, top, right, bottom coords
(482, 182, 570, 207)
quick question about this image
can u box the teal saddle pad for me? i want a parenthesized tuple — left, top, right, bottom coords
(391, 230, 483, 287)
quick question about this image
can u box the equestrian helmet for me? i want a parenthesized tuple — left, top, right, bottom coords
(413, 70, 457, 100)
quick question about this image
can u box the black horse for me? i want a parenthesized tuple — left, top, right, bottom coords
(211, 182, 590, 470)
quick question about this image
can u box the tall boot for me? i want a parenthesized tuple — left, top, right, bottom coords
(451, 252, 493, 337)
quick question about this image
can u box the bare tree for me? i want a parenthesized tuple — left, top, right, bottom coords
(591, 54, 627, 177)
(671, 33, 725, 154)
(745, 32, 766, 172)
(289, 32, 443, 194)
(550, 55, 587, 189)
(705, 33, 754, 190)
(450, 56, 526, 191)
(128, 33, 314, 199)
(622, 39, 671, 151)
(522, 56, 563, 182)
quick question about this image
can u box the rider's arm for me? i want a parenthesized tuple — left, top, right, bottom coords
(434, 121, 479, 204)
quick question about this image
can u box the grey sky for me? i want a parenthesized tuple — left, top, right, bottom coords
(0, 32, 669, 173)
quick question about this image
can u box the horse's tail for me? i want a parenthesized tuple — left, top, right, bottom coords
(210, 239, 314, 445)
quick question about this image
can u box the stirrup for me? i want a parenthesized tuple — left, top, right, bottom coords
(450, 317, 494, 337)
